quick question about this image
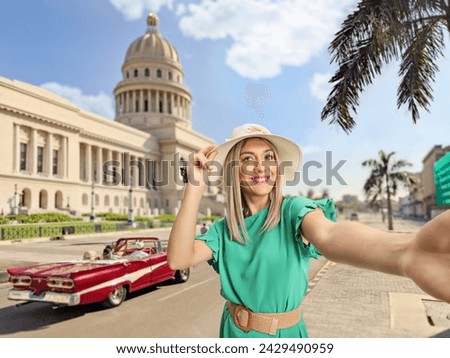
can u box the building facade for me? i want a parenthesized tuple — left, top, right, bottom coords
(0, 14, 224, 218)
(421, 144, 450, 218)
(400, 144, 450, 219)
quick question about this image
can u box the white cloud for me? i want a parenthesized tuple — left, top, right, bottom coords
(301, 145, 321, 155)
(109, 0, 174, 21)
(310, 72, 332, 102)
(178, 0, 356, 79)
(40, 82, 115, 119)
(175, 3, 186, 16)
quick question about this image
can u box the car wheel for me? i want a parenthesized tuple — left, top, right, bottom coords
(174, 268, 190, 283)
(102, 285, 127, 308)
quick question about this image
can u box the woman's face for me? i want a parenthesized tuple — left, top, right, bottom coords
(239, 138, 278, 199)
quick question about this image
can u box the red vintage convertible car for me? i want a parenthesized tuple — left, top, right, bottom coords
(7, 237, 189, 308)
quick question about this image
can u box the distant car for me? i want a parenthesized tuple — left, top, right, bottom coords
(349, 212, 359, 221)
(7, 237, 189, 308)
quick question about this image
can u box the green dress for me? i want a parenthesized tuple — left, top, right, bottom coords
(196, 196, 336, 338)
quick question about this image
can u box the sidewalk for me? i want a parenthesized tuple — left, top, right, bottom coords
(301, 214, 450, 338)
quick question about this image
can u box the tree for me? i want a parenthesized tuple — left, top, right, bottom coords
(362, 150, 413, 230)
(322, 0, 449, 132)
(306, 188, 315, 199)
(320, 188, 330, 199)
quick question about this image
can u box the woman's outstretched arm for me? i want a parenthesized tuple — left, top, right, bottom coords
(301, 209, 450, 303)
(167, 146, 216, 270)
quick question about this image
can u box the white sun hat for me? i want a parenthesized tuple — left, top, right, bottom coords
(213, 123, 302, 182)
(135, 241, 144, 249)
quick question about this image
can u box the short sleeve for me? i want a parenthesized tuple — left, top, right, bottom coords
(195, 219, 223, 273)
(289, 197, 337, 259)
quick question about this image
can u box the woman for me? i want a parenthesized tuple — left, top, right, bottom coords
(167, 123, 450, 338)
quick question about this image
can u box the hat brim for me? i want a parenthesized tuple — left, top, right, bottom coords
(213, 133, 302, 183)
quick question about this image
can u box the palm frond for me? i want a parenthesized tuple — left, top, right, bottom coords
(397, 16, 445, 122)
(322, 0, 449, 132)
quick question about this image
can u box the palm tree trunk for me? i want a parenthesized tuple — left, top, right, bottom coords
(386, 174, 394, 231)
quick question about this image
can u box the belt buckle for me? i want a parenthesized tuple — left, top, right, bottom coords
(233, 304, 253, 332)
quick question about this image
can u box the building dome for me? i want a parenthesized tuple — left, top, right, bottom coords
(114, 13, 192, 133)
(124, 13, 180, 66)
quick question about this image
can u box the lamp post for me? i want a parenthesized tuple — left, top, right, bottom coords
(90, 170, 96, 221)
(127, 181, 134, 226)
(180, 157, 188, 184)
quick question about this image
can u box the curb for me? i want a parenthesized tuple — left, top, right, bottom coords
(0, 270, 9, 284)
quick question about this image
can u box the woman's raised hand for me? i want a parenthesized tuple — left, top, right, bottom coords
(186, 145, 218, 191)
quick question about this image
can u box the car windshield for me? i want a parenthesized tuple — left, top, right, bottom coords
(114, 239, 160, 255)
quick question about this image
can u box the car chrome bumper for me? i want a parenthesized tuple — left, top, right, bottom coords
(7, 289, 80, 306)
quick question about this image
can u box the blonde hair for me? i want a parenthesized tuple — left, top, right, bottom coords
(223, 138, 283, 243)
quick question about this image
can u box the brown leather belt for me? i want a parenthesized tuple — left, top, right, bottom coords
(227, 301, 301, 335)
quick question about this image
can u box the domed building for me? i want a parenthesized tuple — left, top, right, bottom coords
(115, 13, 192, 133)
(0, 14, 224, 218)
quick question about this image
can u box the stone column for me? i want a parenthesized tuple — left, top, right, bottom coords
(30, 128, 37, 174)
(106, 149, 113, 185)
(44, 132, 53, 176)
(170, 93, 174, 115)
(163, 91, 167, 113)
(123, 152, 130, 186)
(61, 136, 67, 178)
(85, 143, 91, 182)
(139, 90, 144, 112)
(181, 97, 185, 118)
(14, 124, 20, 172)
(132, 90, 136, 113)
(177, 96, 181, 118)
(131, 155, 138, 187)
(156, 91, 160, 113)
(96, 146, 102, 184)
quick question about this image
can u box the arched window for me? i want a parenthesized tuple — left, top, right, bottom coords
(104, 195, 110, 206)
(82, 193, 88, 206)
(145, 68, 150, 77)
(140, 198, 144, 208)
(126, 72, 129, 79)
(55, 191, 63, 209)
(134, 69, 138, 77)
(22, 188, 31, 208)
(39, 190, 48, 209)
(114, 196, 119, 207)
(168, 72, 172, 80)
(157, 69, 162, 78)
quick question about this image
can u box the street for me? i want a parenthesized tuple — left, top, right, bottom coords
(0, 227, 328, 337)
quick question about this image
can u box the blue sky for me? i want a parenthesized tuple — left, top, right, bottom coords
(2, 0, 450, 201)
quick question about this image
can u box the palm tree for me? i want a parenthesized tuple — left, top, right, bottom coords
(362, 150, 413, 230)
(322, 0, 449, 132)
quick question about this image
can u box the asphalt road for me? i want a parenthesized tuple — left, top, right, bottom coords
(0, 227, 328, 338)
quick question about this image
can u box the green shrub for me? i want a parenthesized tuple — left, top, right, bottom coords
(154, 213, 176, 222)
(5, 213, 80, 223)
(199, 215, 222, 222)
(101, 213, 128, 221)
(135, 216, 152, 222)
(0, 216, 10, 225)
